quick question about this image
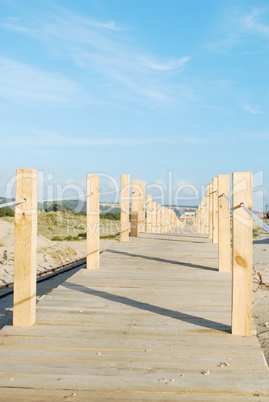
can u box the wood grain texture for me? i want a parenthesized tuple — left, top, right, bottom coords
(87, 174, 100, 269)
(13, 168, 38, 327)
(232, 172, 253, 336)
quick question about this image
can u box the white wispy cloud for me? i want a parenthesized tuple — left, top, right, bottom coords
(0, 8, 192, 107)
(0, 129, 201, 147)
(139, 56, 190, 72)
(243, 9, 269, 36)
(243, 104, 263, 115)
(0, 58, 81, 104)
(205, 7, 269, 52)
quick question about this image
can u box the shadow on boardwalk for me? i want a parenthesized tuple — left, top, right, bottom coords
(106, 249, 218, 272)
(65, 281, 230, 333)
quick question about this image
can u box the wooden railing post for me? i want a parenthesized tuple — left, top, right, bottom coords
(152, 201, 157, 233)
(139, 183, 145, 233)
(13, 168, 38, 327)
(232, 172, 252, 336)
(120, 174, 129, 242)
(212, 177, 219, 244)
(156, 204, 161, 233)
(209, 180, 213, 240)
(131, 179, 140, 237)
(218, 174, 230, 272)
(87, 174, 100, 270)
(146, 194, 152, 233)
(206, 185, 210, 236)
(161, 206, 165, 234)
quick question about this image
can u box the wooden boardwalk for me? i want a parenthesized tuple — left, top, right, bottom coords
(0, 230, 269, 401)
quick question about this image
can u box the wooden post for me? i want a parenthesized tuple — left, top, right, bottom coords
(131, 212, 138, 237)
(152, 201, 157, 233)
(197, 205, 201, 233)
(161, 206, 165, 234)
(87, 174, 100, 270)
(120, 174, 129, 242)
(208, 181, 213, 240)
(139, 183, 145, 233)
(13, 168, 38, 327)
(218, 174, 230, 272)
(146, 194, 152, 233)
(131, 179, 140, 237)
(232, 172, 252, 336)
(212, 177, 219, 244)
(206, 185, 210, 236)
(156, 204, 161, 233)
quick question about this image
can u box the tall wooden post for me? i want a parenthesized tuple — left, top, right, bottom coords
(156, 204, 161, 233)
(206, 185, 210, 236)
(13, 168, 38, 327)
(87, 174, 100, 270)
(161, 206, 165, 234)
(218, 174, 230, 272)
(131, 179, 140, 237)
(232, 172, 252, 336)
(152, 201, 157, 233)
(197, 205, 201, 233)
(139, 183, 145, 233)
(208, 180, 213, 240)
(120, 174, 129, 242)
(212, 177, 219, 244)
(146, 194, 152, 233)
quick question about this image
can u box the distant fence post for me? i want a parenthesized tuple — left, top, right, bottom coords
(218, 174, 230, 272)
(87, 174, 100, 270)
(197, 205, 201, 233)
(139, 183, 145, 233)
(120, 174, 129, 242)
(212, 177, 219, 244)
(13, 168, 38, 327)
(152, 201, 157, 233)
(161, 206, 165, 234)
(206, 185, 210, 236)
(232, 172, 252, 336)
(146, 194, 152, 233)
(156, 204, 161, 233)
(208, 180, 213, 240)
(131, 212, 138, 237)
(131, 179, 140, 237)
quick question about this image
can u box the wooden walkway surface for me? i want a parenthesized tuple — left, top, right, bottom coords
(0, 230, 269, 401)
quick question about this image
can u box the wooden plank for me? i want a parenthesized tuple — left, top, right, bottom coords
(13, 168, 38, 327)
(87, 174, 100, 269)
(120, 174, 129, 243)
(218, 174, 230, 272)
(232, 172, 253, 336)
(1, 226, 268, 400)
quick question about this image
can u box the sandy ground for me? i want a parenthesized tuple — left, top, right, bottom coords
(253, 232, 269, 365)
(0, 219, 117, 285)
(0, 218, 269, 366)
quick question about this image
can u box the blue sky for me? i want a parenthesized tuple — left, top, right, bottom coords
(0, 0, 269, 207)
